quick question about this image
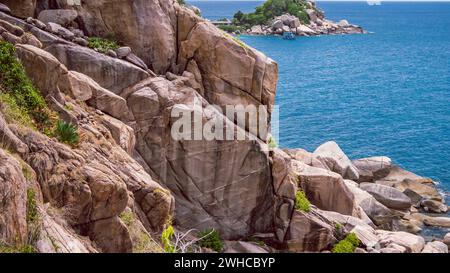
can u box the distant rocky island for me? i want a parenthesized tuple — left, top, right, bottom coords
(216, 0, 365, 36)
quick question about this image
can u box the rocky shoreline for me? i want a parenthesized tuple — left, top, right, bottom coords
(244, 12, 365, 37)
(0, 0, 448, 254)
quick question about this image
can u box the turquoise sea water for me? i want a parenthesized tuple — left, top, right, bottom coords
(188, 2, 450, 201)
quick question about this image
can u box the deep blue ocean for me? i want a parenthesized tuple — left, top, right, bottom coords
(188, 1, 450, 201)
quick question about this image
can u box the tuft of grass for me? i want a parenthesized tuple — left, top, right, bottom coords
(26, 188, 38, 224)
(0, 41, 55, 132)
(332, 232, 360, 253)
(87, 37, 119, 54)
(54, 120, 79, 145)
(295, 190, 311, 212)
(198, 229, 224, 252)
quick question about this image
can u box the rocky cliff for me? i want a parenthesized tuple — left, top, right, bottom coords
(0, 0, 448, 253)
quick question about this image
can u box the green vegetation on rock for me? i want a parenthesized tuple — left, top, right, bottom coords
(198, 229, 223, 252)
(54, 120, 79, 145)
(332, 232, 360, 253)
(161, 224, 176, 253)
(0, 41, 55, 133)
(87, 37, 119, 54)
(0, 241, 35, 253)
(295, 190, 311, 212)
(233, 0, 311, 29)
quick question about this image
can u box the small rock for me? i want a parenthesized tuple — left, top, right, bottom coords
(422, 241, 448, 253)
(338, 20, 349, 27)
(1, 31, 21, 44)
(69, 28, 85, 38)
(38, 9, 78, 27)
(125, 53, 148, 70)
(421, 199, 448, 213)
(107, 49, 118, 58)
(444, 233, 450, 246)
(0, 3, 11, 14)
(360, 183, 412, 210)
(21, 33, 43, 48)
(423, 216, 450, 228)
(32, 18, 47, 30)
(0, 20, 24, 36)
(115, 46, 131, 58)
(354, 247, 367, 253)
(73, 37, 89, 47)
(272, 19, 283, 29)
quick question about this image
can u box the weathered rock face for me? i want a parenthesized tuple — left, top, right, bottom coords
(36, 209, 96, 253)
(45, 44, 150, 94)
(344, 180, 396, 227)
(353, 156, 392, 182)
(422, 241, 448, 253)
(376, 230, 425, 253)
(293, 161, 357, 216)
(286, 209, 336, 252)
(0, 149, 28, 245)
(0, 0, 36, 18)
(177, 7, 278, 123)
(360, 183, 411, 210)
(224, 241, 269, 253)
(124, 76, 274, 239)
(15, 44, 70, 98)
(270, 149, 297, 242)
(77, 0, 177, 74)
(313, 141, 360, 181)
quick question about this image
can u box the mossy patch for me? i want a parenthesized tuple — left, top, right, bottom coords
(87, 37, 119, 54)
(295, 190, 311, 212)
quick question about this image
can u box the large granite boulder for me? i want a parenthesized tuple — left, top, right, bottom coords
(293, 161, 357, 216)
(45, 44, 150, 94)
(360, 183, 411, 210)
(422, 241, 448, 253)
(0, 0, 36, 18)
(286, 209, 335, 252)
(376, 230, 425, 253)
(344, 180, 396, 227)
(177, 7, 278, 126)
(37, 9, 78, 26)
(125, 77, 274, 239)
(352, 156, 392, 182)
(15, 44, 70, 98)
(77, 0, 177, 74)
(313, 141, 359, 180)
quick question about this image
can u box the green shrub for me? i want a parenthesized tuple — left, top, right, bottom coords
(0, 41, 55, 132)
(268, 135, 278, 148)
(87, 37, 119, 54)
(54, 120, 79, 145)
(332, 232, 360, 253)
(218, 25, 242, 33)
(177, 0, 186, 5)
(198, 229, 223, 252)
(161, 225, 176, 253)
(295, 190, 311, 212)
